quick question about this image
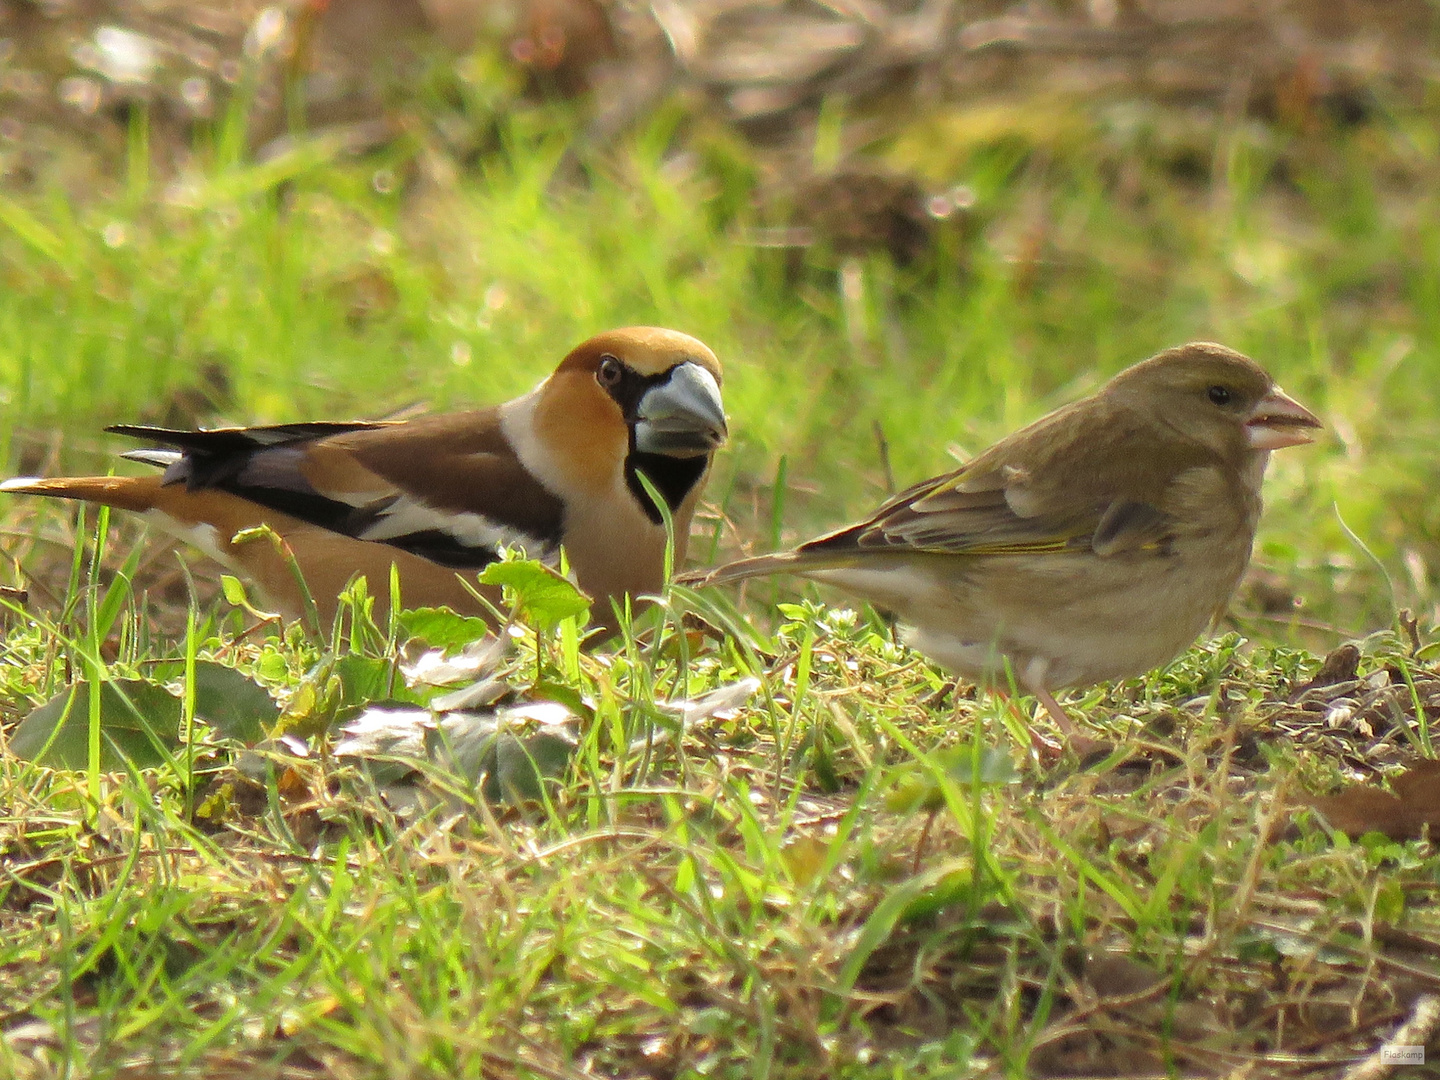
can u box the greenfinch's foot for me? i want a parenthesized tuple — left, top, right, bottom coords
(1027, 685, 1112, 764)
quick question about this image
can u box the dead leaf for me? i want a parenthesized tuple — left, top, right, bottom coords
(1084, 952, 1166, 999)
(402, 635, 506, 689)
(626, 677, 762, 751)
(1289, 642, 1361, 699)
(1305, 759, 1440, 840)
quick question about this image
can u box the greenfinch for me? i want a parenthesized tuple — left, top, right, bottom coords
(691, 343, 1320, 744)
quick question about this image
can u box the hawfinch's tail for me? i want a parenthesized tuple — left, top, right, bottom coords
(1, 475, 166, 513)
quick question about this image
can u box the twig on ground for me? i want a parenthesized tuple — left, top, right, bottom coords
(1339, 993, 1440, 1080)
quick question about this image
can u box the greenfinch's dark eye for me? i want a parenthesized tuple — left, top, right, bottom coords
(597, 355, 624, 388)
(1207, 385, 1232, 406)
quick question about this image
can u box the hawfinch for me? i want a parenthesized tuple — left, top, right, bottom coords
(5, 327, 727, 628)
(689, 343, 1320, 743)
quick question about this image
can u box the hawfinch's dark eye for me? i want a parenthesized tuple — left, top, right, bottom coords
(1207, 385, 1232, 406)
(597, 355, 624, 388)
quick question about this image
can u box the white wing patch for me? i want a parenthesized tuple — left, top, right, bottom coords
(139, 511, 247, 576)
(358, 496, 555, 559)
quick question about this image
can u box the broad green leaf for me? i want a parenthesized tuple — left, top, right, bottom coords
(256, 651, 290, 682)
(398, 607, 491, 650)
(190, 662, 280, 743)
(10, 679, 182, 770)
(477, 559, 590, 630)
(277, 677, 331, 738)
(334, 654, 400, 712)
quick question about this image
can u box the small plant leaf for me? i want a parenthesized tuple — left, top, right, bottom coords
(277, 654, 410, 738)
(272, 656, 388, 743)
(478, 559, 591, 630)
(217, 572, 280, 620)
(220, 575, 249, 607)
(884, 744, 1019, 814)
(277, 677, 329, 738)
(190, 661, 280, 743)
(10, 679, 182, 770)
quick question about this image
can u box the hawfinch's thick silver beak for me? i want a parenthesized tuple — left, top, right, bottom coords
(633, 362, 728, 457)
(1246, 387, 1322, 450)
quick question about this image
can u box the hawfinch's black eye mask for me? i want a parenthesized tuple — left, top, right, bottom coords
(596, 355, 728, 522)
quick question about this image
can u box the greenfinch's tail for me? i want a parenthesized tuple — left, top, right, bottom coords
(681, 549, 872, 589)
(678, 552, 799, 588)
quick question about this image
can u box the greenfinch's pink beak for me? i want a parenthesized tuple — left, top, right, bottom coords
(1246, 387, 1322, 450)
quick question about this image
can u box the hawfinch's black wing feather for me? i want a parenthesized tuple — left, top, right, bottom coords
(114, 412, 565, 571)
(107, 421, 393, 490)
(106, 421, 391, 455)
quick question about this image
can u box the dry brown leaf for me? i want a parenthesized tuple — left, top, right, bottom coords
(1288, 642, 1361, 699)
(1305, 759, 1440, 840)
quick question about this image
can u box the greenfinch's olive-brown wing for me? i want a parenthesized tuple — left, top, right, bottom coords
(800, 398, 1214, 560)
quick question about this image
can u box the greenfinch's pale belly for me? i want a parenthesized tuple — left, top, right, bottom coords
(813, 530, 1253, 690)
